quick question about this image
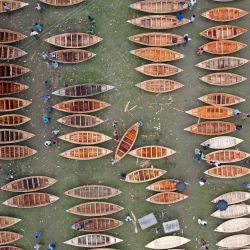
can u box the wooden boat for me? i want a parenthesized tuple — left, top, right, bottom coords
(129, 146, 176, 159)
(48, 49, 95, 64)
(3, 192, 59, 208)
(1, 176, 57, 192)
(0, 216, 21, 229)
(0, 114, 30, 126)
(0, 45, 26, 60)
(0, 29, 27, 44)
(212, 191, 250, 205)
(57, 114, 104, 128)
(60, 146, 112, 160)
(0, 64, 30, 78)
(0, 145, 37, 160)
(53, 98, 110, 113)
(205, 165, 250, 178)
(64, 185, 121, 199)
(66, 202, 124, 216)
(200, 25, 247, 40)
(184, 121, 236, 136)
(0, 98, 31, 112)
(186, 106, 234, 120)
(216, 234, 250, 248)
(0, 231, 22, 245)
(0, 247, 23, 250)
(72, 217, 123, 232)
(0, 129, 34, 144)
(39, 0, 84, 6)
(131, 47, 184, 62)
(129, 32, 184, 47)
(0, 0, 28, 13)
(147, 191, 188, 205)
(45, 33, 102, 48)
(136, 63, 182, 77)
(64, 234, 123, 248)
(127, 15, 189, 29)
(136, 79, 184, 93)
(201, 136, 243, 149)
(214, 218, 250, 233)
(198, 93, 245, 106)
(0, 81, 28, 95)
(114, 122, 140, 163)
(196, 57, 249, 71)
(146, 236, 190, 249)
(147, 179, 184, 192)
(200, 73, 247, 87)
(124, 168, 166, 183)
(201, 7, 248, 22)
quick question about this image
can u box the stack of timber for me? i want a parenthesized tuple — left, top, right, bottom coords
(0, 0, 28, 13)
(0, 29, 27, 44)
(39, 0, 84, 6)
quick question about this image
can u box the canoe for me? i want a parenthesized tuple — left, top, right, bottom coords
(114, 122, 140, 163)
(200, 73, 247, 87)
(214, 218, 250, 233)
(66, 202, 124, 216)
(136, 63, 182, 77)
(45, 33, 102, 48)
(0, 64, 30, 78)
(0, 145, 36, 160)
(72, 217, 123, 232)
(129, 32, 184, 47)
(127, 15, 189, 29)
(146, 236, 190, 249)
(0, 45, 26, 60)
(130, 47, 184, 62)
(212, 191, 250, 205)
(196, 57, 249, 71)
(0, 247, 23, 250)
(147, 191, 188, 205)
(186, 106, 234, 120)
(0, 81, 28, 95)
(60, 146, 112, 160)
(124, 168, 166, 183)
(64, 234, 123, 248)
(0, 114, 30, 126)
(39, 0, 84, 6)
(52, 84, 114, 97)
(198, 93, 245, 106)
(201, 136, 243, 149)
(128, 145, 176, 159)
(53, 98, 110, 113)
(0, 216, 21, 229)
(59, 131, 111, 145)
(201, 40, 247, 55)
(64, 185, 121, 199)
(57, 114, 104, 128)
(0, 0, 28, 13)
(0, 129, 34, 144)
(0, 29, 27, 44)
(1, 176, 57, 192)
(201, 7, 248, 22)
(0, 98, 31, 112)
(3, 192, 59, 208)
(0, 231, 22, 245)
(204, 149, 250, 163)
(200, 25, 247, 40)
(205, 165, 250, 178)
(136, 79, 184, 93)
(216, 234, 250, 248)
(146, 179, 184, 192)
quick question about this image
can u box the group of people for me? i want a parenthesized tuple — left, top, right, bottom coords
(34, 231, 55, 250)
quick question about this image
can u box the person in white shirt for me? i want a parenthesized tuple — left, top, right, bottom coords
(30, 29, 39, 39)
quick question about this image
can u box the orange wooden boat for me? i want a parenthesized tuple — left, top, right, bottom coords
(0, 98, 31, 112)
(201, 7, 248, 22)
(147, 179, 184, 192)
(0, 0, 28, 13)
(0, 216, 21, 229)
(0, 145, 37, 160)
(136, 63, 182, 77)
(0, 129, 34, 144)
(0, 81, 28, 95)
(0, 64, 30, 78)
(39, 0, 84, 6)
(0, 114, 30, 126)
(0, 247, 23, 250)
(114, 122, 140, 163)
(0, 29, 27, 44)
(147, 191, 188, 205)
(0, 231, 22, 245)
(0, 45, 26, 60)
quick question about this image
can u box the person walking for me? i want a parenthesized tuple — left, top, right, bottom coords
(30, 29, 39, 39)
(190, 14, 196, 23)
(183, 34, 190, 47)
(34, 22, 43, 32)
(198, 218, 207, 226)
(2, 3, 11, 15)
(35, 2, 42, 12)
(188, 0, 196, 10)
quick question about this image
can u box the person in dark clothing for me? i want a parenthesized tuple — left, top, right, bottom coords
(88, 15, 96, 24)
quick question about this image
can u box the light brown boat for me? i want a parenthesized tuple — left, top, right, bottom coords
(0, 129, 34, 144)
(0, 64, 30, 78)
(214, 218, 250, 233)
(147, 179, 184, 192)
(0, 29, 27, 44)
(0, 114, 30, 126)
(147, 191, 188, 205)
(146, 236, 190, 249)
(39, 0, 84, 6)
(0, 247, 23, 250)
(0, 145, 37, 160)
(0, 98, 31, 112)
(0, 231, 22, 245)
(0, 45, 26, 60)
(216, 234, 250, 248)
(0, 81, 28, 95)
(212, 191, 250, 205)
(0, 0, 28, 13)
(0, 216, 21, 229)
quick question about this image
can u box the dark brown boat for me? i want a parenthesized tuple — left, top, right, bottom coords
(0, 64, 30, 78)
(0, 29, 27, 44)
(0, 98, 31, 112)
(0, 145, 37, 160)
(0, 114, 30, 126)
(0, 231, 23, 245)
(0, 45, 26, 60)
(0, 81, 28, 95)
(0, 129, 34, 144)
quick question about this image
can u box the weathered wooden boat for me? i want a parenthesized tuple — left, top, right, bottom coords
(201, 136, 243, 149)
(0, 247, 23, 250)
(0, 216, 21, 229)
(200, 72, 247, 87)
(57, 114, 104, 128)
(1, 176, 57, 192)
(0, 145, 37, 160)
(60, 146, 112, 160)
(136, 63, 182, 77)
(53, 98, 110, 113)
(64, 185, 121, 199)
(0, 45, 26, 60)
(66, 202, 124, 216)
(0, 129, 34, 144)
(129, 32, 184, 47)
(147, 191, 188, 205)
(186, 106, 234, 120)
(0, 0, 28, 13)
(72, 217, 123, 232)
(3, 192, 59, 208)
(214, 218, 250, 233)
(0, 114, 30, 126)
(147, 179, 184, 192)
(91, 249, 119, 250)
(131, 47, 184, 62)
(212, 191, 250, 205)
(0, 64, 30, 78)
(201, 7, 248, 22)
(127, 15, 189, 29)
(129, 146, 176, 159)
(0, 29, 27, 44)
(216, 234, 250, 248)
(39, 0, 84, 6)
(114, 122, 140, 163)
(205, 165, 250, 178)
(45, 33, 102, 48)
(136, 79, 184, 93)
(124, 168, 166, 183)
(146, 236, 190, 249)
(0, 231, 22, 245)
(196, 57, 249, 71)
(0, 98, 31, 112)
(64, 234, 123, 248)
(200, 25, 247, 40)
(0, 81, 28, 95)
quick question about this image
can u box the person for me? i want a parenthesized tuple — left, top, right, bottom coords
(30, 29, 39, 39)
(35, 3, 42, 12)
(44, 140, 52, 147)
(176, 12, 184, 21)
(112, 120, 118, 128)
(201, 239, 209, 249)
(183, 34, 190, 47)
(240, 113, 250, 120)
(198, 218, 207, 226)
(87, 28, 96, 35)
(75, 222, 82, 230)
(88, 15, 96, 24)
(197, 47, 204, 55)
(235, 124, 243, 131)
(111, 158, 115, 166)
(45, 106, 52, 113)
(234, 109, 241, 116)
(43, 93, 50, 102)
(113, 135, 120, 143)
(34, 22, 43, 32)
(199, 176, 207, 186)
(194, 148, 203, 158)
(43, 116, 50, 124)
(190, 14, 196, 23)
(138, 120, 144, 127)
(42, 52, 49, 60)
(188, 0, 196, 10)
(3, 3, 11, 15)
(34, 243, 42, 250)
(172, 36, 178, 44)
(125, 215, 132, 222)
(51, 61, 59, 69)
(34, 231, 41, 239)
(52, 130, 60, 136)
(245, 159, 250, 165)
(120, 172, 127, 181)
(4, 171, 14, 181)
(43, 80, 50, 88)
(48, 243, 55, 250)
(113, 130, 118, 136)
(193, 155, 201, 164)
(202, 143, 210, 150)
